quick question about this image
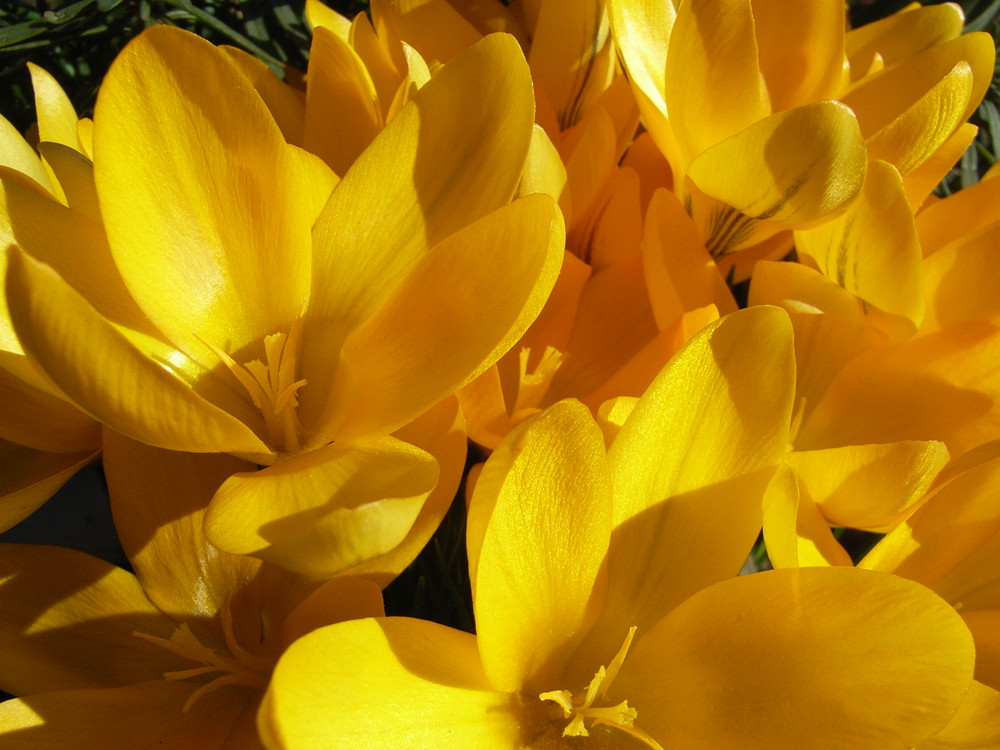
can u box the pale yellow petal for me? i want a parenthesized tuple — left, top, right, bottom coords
(785, 440, 949, 530)
(586, 307, 793, 656)
(470, 400, 611, 694)
(615, 568, 975, 750)
(0, 545, 181, 695)
(314, 195, 563, 444)
(94, 25, 334, 356)
(304, 26, 383, 176)
(205, 437, 438, 578)
(665, 0, 769, 164)
(687, 101, 867, 225)
(260, 617, 524, 749)
(796, 159, 924, 330)
(6, 248, 270, 455)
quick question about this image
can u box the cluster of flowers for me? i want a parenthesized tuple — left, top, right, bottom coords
(1, 0, 999, 747)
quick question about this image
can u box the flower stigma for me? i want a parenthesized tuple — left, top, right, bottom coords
(197, 316, 307, 454)
(538, 626, 663, 749)
(133, 596, 271, 712)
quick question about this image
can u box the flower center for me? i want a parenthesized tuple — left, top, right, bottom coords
(538, 626, 663, 749)
(199, 316, 307, 454)
(134, 597, 271, 712)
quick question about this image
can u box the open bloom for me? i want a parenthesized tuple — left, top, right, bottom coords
(0, 430, 385, 748)
(260, 307, 974, 749)
(609, 0, 992, 276)
(5, 27, 563, 576)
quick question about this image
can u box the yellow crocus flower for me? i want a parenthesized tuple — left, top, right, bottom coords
(0, 430, 384, 748)
(259, 308, 975, 749)
(5, 26, 563, 577)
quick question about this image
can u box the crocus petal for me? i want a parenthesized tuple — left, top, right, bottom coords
(664, 0, 769, 165)
(901, 121, 978, 210)
(917, 167, 1000, 257)
(300, 32, 535, 424)
(687, 101, 867, 225)
(752, 0, 846, 110)
(469, 400, 611, 694)
(304, 26, 383, 177)
(607, 0, 682, 172)
(842, 32, 995, 140)
(205, 437, 438, 578)
(0, 681, 251, 749)
(0, 544, 182, 695)
(643, 187, 735, 332)
(279, 576, 385, 649)
(528, 0, 614, 130)
(342, 396, 467, 586)
(221, 46, 306, 148)
(316, 194, 563, 443)
(544, 253, 659, 404)
(102, 430, 258, 623)
(0, 117, 54, 195)
(371, 0, 482, 66)
(586, 166, 643, 270)
(761, 463, 852, 569)
(865, 62, 973, 176)
(563, 107, 617, 251)
(797, 160, 924, 330)
(0, 363, 98, 453)
(27, 63, 81, 153)
(260, 617, 524, 750)
(861, 444, 1000, 612)
(924, 223, 1000, 329)
(795, 323, 1000, 456)
(6, 247, 270, 456)
(963, 609, 1000, 689)
(36, 142, 99, 221)
(615, 567, 974, 750)
(845, 3, 964, 77)
(606, 0, 673, 118)
(918, 679, 1000, 749)
(591, 307, 793, 651)
(1, 174, 152, 334)
(94, 25, 335, 357)
(0, 442, 98, 533)
(305, 0, 351, 36)
(518, 124, 569, 206)
(785, 440, 949, 530)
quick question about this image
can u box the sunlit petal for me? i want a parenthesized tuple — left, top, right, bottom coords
(205, 437, 438, 578)
(470, 400, 611, 694)
(6, 247, 270, 455)
(0, 544, 181, 695)
(616, 568, 975, 750)
(260, 617, 524, 749)
(317, 195, 562, 443)
(688, 102, 866, 225)
(94, 25, 335, 356)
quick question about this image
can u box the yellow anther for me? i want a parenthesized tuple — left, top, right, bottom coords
(133, 597, 270, 712)
(196, 316, 307, 453)
(538, 626, 664, 749)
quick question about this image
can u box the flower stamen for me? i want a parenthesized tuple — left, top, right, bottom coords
(538, 626, 664, 749)
(196, 315, 307, 454)
(134, 597, 270, 712)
